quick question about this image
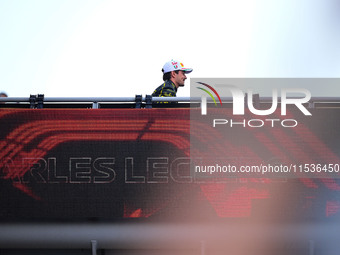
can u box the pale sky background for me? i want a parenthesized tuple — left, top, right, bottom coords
(0, 0, 339, 98)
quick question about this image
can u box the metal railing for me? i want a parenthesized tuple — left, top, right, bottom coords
(1, 95, 340, 109)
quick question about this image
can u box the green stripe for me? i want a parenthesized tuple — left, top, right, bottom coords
(197, 87, 217, 106)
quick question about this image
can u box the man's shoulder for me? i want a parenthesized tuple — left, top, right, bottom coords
(157, 80, 176, 91)
(152, 80, 177, 97)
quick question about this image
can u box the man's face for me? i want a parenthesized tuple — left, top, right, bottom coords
(172, 70, 187, 87)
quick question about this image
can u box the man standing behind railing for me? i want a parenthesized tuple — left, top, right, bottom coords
(151, 60, 193, 97)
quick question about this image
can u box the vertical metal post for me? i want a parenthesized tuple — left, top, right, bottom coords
(308, 102, 315, 109)
(135, 95, 142, 108)
(37, 94, 44, 109)
(92, 102, 99, 109)
(29, 95, 36, 109)
(145, 95, 152, 109)
(91, 240, 97, 255)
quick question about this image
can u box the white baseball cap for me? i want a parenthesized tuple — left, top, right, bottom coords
(162, 60, 193, 74)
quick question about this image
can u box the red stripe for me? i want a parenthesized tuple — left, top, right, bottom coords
(197, 82, 223, 105)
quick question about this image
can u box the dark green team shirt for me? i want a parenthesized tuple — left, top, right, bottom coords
(151, 80, 177, 97)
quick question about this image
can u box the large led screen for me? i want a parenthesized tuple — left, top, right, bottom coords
(0, 107, 340, 222)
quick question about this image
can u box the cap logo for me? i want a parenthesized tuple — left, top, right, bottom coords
(172, 61, 178, 69)
(180, 63, 184, 67)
